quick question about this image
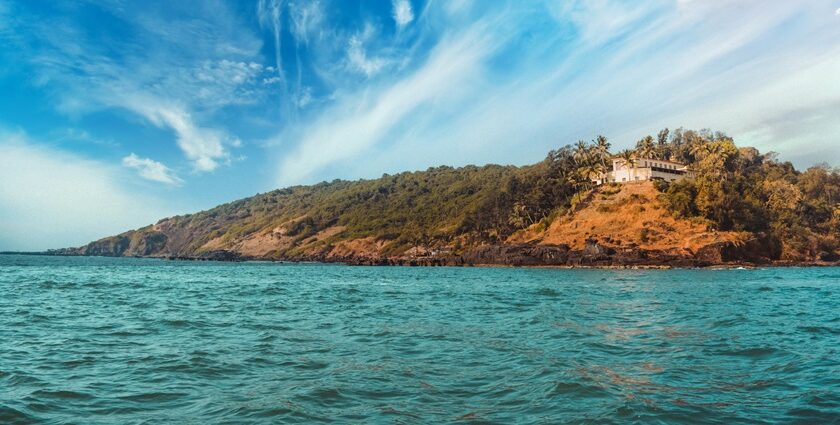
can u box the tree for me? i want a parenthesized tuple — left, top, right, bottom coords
(508, 202, 533, 229)
(694, 139, 740, 179)
(573, 140, 590, 167)
(636, 135, 656, 159)
(656, 128, 671, 160)
(579, 162, 606, 187)
(657, 128, 670, 146)
(593, 135, 611, 168)
(661, 180, 698, 218)
(618, 149, 637, 182)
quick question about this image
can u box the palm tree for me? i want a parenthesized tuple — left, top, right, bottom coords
(573, 140, 590, 167)
(593, 135, 611, 168)
(636, 135, 656, 160)
(580, 162, 606, 186)
(689, 139, 711, 161)
(618, 149, 637, 182)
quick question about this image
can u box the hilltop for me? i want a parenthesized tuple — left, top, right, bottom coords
(53, 129, 840, 267)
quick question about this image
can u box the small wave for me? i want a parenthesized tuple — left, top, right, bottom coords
(5, 373, 43, 386)
(551, 381, 610, 398)
(309, 388, 343, 400)
(719, 347, 779, 358)
(0, 405, 37, 424)
(118, 392, 188, 403)
(107, 329, 151, 337)
(60, 357, 96, 368)
(711, 317, 746, 328)
(535, 288, 561, 297)
(798, 325, 840, 335)
(160, 319, 203, 328)
(294, 360, 330, 370)
(31, 389, 93, 400)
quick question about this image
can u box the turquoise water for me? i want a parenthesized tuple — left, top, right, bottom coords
(0, 255, 838, 424)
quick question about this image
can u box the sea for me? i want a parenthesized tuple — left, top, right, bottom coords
(1, 255, 838, 424)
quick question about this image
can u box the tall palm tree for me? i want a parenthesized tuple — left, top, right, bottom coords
(593, 135, 611, 168)
(573, 140, 590, 166)
(636, 135, 656, 160)
(580, 162, 607, 186)
(618, 149, 637, 182)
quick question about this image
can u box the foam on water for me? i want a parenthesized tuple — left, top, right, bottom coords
(1, 255, 839, 423)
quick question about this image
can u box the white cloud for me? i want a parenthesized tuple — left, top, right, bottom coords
(122, 96, 234, 172)
(347, 35, 387, 77)
(122, 153, 182, 186)
(836, 7, 840, 15)
(277, 26, 495, 184)
(258, 0, 286, 88)
(548, 0, 655, 46)
(10, 2, 260, 174)
(269, 0, 840, 185)
(0, 132, 173, 251)
(392, 0, 414, 28)
(290, 0, 323, 45)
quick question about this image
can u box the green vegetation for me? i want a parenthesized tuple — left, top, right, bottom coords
(74, 128, 839, 262)
(651, 129, 840, 261)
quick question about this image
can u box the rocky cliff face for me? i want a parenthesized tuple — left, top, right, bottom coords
(54, 182, 799, 267)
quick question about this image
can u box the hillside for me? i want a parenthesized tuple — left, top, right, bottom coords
(517, 182, 745, 252)
(53, 129, 840, 267)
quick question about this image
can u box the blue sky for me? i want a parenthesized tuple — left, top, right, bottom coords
(1, 0, 840, 251)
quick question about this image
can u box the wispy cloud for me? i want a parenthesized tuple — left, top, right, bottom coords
(277, 25, 495, 184)
(392, 0, 414, 28)
(123, 96, 237, 172)
(9, 1, 263, 173)
(258, 0, 286, 89)
(270, 0, 840, 184)
(289, 0, 323, 45)
(122, 153, 182, 186)
(347, 32, 388, 77)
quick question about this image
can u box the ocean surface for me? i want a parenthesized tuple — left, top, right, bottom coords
(0, 255, 838, 424)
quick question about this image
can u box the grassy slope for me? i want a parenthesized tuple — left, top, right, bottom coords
(514, 182, 746, 255)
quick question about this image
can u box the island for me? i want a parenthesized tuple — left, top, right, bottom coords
(49, 128, 840, 267)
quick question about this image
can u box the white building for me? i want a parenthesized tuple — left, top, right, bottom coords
(594, 158, 694, 185)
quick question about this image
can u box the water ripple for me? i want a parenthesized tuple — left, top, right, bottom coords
(1, 255, 839, 423)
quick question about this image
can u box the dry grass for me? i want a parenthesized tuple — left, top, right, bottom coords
(515, 181, 746, 254)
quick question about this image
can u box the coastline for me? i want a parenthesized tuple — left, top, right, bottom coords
(18, 251, 839, 269)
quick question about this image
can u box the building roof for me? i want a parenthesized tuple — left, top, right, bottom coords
(612, 157, 687, 166)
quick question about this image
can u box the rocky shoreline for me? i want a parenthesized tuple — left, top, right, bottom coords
(41, 237, 839, 268)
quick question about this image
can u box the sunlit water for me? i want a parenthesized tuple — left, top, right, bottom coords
(1, 255, 838, 424)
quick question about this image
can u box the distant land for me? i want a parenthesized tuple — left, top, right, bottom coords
(48, 128, 840, 267)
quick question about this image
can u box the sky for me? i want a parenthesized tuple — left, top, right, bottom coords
(1, 0, 839, 251)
